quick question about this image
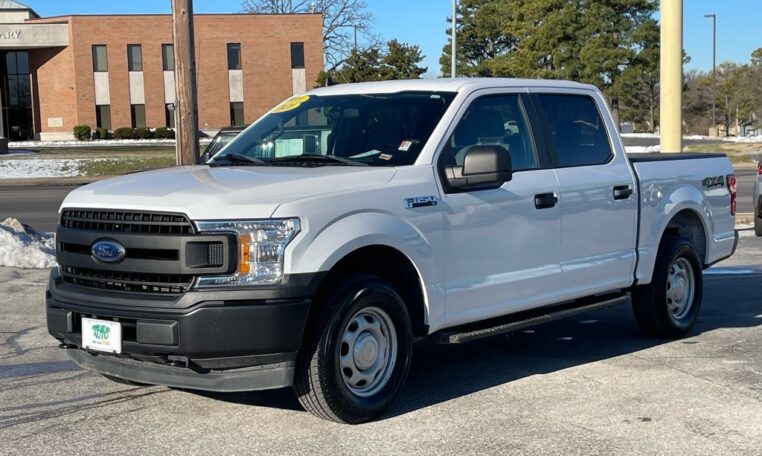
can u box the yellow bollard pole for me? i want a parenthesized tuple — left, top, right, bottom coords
(660, 0, 683, 153)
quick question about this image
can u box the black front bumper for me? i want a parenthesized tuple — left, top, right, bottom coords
(46, 269, 319, 391)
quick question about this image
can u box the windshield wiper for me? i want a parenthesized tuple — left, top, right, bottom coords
(270, 154, 369, 167)
(210, 153, 266, 166)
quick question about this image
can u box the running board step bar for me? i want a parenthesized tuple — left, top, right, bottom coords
(437, 293, 630, 344)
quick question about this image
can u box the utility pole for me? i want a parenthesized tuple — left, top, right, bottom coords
(660, 0, 682, 153)
(171, 0, 200, 165)
(704, 13, 716, 128)
(451, 0, 456, 78)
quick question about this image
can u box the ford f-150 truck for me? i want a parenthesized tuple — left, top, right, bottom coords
(47, 79, 738, 423)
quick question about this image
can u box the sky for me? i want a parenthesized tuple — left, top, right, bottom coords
(26, 0, 762, 77)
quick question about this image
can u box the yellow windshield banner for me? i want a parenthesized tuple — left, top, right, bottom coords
(272, 95, 310, 113)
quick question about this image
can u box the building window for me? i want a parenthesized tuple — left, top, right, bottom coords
(165, 104, 175, 128)
(230, 102, 244, 126)
(131, 104, 146, 128)
(127, 44, 143, 71)
(162, 44, 174, 71)
(96, 105, 111, 130)
(227, 43, 241, 70)
(92, 45, 108, 72)
(290, 42, 304, 69)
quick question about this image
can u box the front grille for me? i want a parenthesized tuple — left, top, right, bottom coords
(61, 266, 193, 295)
(61, 209, 194, 235)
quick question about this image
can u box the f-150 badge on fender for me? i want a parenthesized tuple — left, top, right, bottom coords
(405, 196, 438, 209)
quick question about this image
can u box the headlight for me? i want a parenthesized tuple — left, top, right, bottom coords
(194, 218, 300, 287)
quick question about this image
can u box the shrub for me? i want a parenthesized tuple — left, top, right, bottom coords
(73, 125, 91, 141)
(154, 127, 175, 139)
(96, 127, 109, 140)
(134, 127, 153, 139)
(113, 127, 136, 140)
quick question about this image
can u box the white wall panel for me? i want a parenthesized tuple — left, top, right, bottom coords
(163, 70, 175, 104)
(228, 69, 244, 103)
(291, 68, 306, 95)
(93, 72, 110, 105)
(129, 71, 145, 105)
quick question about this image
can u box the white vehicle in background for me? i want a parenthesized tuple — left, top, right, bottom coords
(47, 78, 737, 424)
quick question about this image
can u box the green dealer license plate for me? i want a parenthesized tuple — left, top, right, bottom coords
(81, 318, 122, 354)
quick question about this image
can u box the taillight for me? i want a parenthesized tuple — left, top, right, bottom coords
(758, 162, 762, 175)
(726, 174, 736, 216)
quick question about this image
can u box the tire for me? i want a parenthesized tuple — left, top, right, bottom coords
(632, 236, 703, 338)
(101, 373, 149, 387)
(755, 213, 762, 237)
(293, 274, 413, 424)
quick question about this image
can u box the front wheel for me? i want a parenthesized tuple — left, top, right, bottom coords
(632, 236, 703, 338)
(293, 274, 413, 424)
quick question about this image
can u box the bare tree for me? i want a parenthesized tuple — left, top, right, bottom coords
(242, 0, 373, 67)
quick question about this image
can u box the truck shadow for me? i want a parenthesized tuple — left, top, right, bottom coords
(197, 274, 762, 418)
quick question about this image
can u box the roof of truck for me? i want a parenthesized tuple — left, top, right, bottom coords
(309, 78, 598, 96)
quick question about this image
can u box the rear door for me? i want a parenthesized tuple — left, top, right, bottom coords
(530, 90, 638, 299)
(436, 90, 563, 326)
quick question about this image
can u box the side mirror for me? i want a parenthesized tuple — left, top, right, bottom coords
(200, 150, 211, 163)
(445, 145, 512, 190)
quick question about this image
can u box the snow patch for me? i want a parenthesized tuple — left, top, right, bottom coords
(8, 138, 212, 148)
(0, 218, 56, 269)
(625, 145, 660, 153)
(0, 159, 84, 178)
(723, 135, 762, 143)
(621, 133, 659, 138)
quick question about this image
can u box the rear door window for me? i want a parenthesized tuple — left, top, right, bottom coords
(536, 94, 612, 167)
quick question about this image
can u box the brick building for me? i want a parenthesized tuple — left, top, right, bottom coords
(0, 1, 323, 141)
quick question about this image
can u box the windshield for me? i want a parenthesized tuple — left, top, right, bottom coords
(210, 91, 456, 167)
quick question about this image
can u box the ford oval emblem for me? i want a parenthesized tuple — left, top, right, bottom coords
(91, 239, 126, 263)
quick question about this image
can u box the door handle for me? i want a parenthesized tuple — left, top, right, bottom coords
(613, 185, 633, 200)
(534, 192, 558, 209)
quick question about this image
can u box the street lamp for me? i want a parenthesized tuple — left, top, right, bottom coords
(451, 0, 457, 78)
(704, 13, 716, 129)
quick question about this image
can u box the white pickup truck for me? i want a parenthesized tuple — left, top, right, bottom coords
(47, 79, 737, 423)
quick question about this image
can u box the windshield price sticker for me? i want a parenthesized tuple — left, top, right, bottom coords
(272, 95, 310, 113)
(398, 140, 413, 151)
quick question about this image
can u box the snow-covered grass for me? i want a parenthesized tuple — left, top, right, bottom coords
(0, 159, 85, 178)
(0, 218, 56, 269)
(724, 135, 762, 143)
(622, 132, 762, 143)
(625, 145, 660, 153)
(621, 132, 659, 138)
(8, 138, 211, 148)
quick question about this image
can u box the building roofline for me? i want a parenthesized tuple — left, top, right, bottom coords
(27, 12, 322, 21)
(0, 0, 39, 19)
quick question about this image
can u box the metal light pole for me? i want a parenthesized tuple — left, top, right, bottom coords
(704, 13, 716, 128)
(451, 0, 457, 78)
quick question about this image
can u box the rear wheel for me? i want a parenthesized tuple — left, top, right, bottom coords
(293, 274, 413, 424)
(632, 236, 703, 338)
(755, 210, 761, 236)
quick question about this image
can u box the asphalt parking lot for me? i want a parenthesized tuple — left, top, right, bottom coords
(1, 231, 761, 455)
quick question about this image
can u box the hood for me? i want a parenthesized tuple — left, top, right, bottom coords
(62, 165, 397, 220)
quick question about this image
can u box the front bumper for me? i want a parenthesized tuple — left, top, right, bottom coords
(46, 269, 320, 391)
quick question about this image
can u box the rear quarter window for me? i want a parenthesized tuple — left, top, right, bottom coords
(537, 94, 613, 167)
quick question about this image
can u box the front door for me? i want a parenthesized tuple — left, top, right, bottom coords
(438, 92, 563, 326)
